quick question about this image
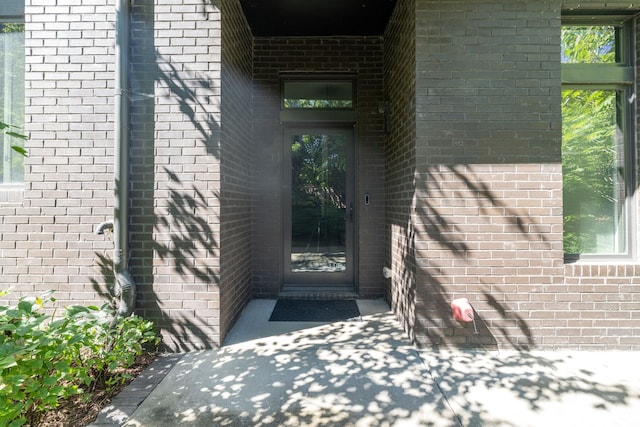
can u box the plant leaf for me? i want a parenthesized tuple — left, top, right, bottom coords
(10, 145, 27, 157)
(7, 131, 28, 140)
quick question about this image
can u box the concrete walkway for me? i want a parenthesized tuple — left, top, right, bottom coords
(92, 300, 640, 426)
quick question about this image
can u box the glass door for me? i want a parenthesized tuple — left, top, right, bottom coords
(284, 127, 354, 286)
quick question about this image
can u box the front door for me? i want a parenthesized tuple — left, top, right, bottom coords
(283, 126, 355, 287)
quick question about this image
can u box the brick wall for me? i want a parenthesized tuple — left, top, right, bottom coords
(563, 264, 640, 348)
(252, 37, 386, 298)
(403, 0, 640, 350)
(4, 0, 640, 351)
(412, 0, 563, 349)
(219, 0, 253, 342)
(383, 0, 418, 340)
(0, 0, 116, 305)
(129, 0, 223, 350)
(0, 0, 228, 351)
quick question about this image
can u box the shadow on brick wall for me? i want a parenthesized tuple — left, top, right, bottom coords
(136, 52, 221, 351)
(92, 0, 223, 351)
(394, 164, 542, 350)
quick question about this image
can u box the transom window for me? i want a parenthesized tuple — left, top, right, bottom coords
(562, 25, 617, 64)
(282, 80, 354, 109)
(561, 15, 635, 260)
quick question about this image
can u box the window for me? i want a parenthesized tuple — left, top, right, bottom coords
(0, 10, 25, 185)
(282, 80, 354, 109)
(561, 15, 635, 259)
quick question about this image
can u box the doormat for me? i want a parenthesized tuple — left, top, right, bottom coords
(269, 299, 361, 322)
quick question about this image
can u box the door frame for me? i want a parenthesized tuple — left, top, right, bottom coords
(282, 124, 357, 288)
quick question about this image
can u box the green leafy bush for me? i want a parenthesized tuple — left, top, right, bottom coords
(0, 290, 159, 427)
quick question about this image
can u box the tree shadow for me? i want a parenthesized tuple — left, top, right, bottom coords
(483, 289, 534, 350)
(90, 0, 225, 351)
(124, 306, 462, 426)
(130, 1, 222, 350)
(123, 303, 640, 426)
(153, 167, 220, 285)
(422, 349, 640, 426)
(90, 243, 117, 311)
(392, 162, 549, 350)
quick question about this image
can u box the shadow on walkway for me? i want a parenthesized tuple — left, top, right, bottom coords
(123, 299, 458, 426)
(106, 300, 640, 427)
(422, 349, 640, 427)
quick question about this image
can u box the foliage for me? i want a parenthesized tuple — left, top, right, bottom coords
(562, 89, 620, 254)
(561, 25, 615, 63)
(0, 290, 159, 427)
(291, 133, 346, 247)
(284, 99, 352, 109)
(1, 23, 24, 35)
(0, 121, 27, 157)
(561, 24, 625, 255)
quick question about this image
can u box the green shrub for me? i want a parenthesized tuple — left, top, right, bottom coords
(0, 290, 159, 427)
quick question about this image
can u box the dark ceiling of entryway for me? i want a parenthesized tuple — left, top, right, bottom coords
(239, 0, 397, 37)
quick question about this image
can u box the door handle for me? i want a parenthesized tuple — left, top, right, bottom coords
(345, 202, 353, 223)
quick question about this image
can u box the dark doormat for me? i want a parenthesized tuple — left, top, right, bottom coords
(269, 299, 361, 322)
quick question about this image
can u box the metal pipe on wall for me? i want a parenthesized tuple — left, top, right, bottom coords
(113, 0, 135, 321)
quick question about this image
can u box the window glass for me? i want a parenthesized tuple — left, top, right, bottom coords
(561, 25, 617, 63)
(283, 80, 354, 109)
(562, 89, 626, 255)
(0, 21, 25, 184)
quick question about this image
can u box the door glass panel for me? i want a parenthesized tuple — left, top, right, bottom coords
(290, 132, 347, 272)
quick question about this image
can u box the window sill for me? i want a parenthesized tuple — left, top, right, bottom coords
(564, 254, 637, 265)
(0, 184, 24, 204)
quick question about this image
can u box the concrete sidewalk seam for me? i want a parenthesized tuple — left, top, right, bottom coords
(416, 348, 465, 427)
(88, 353, 183, 427)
